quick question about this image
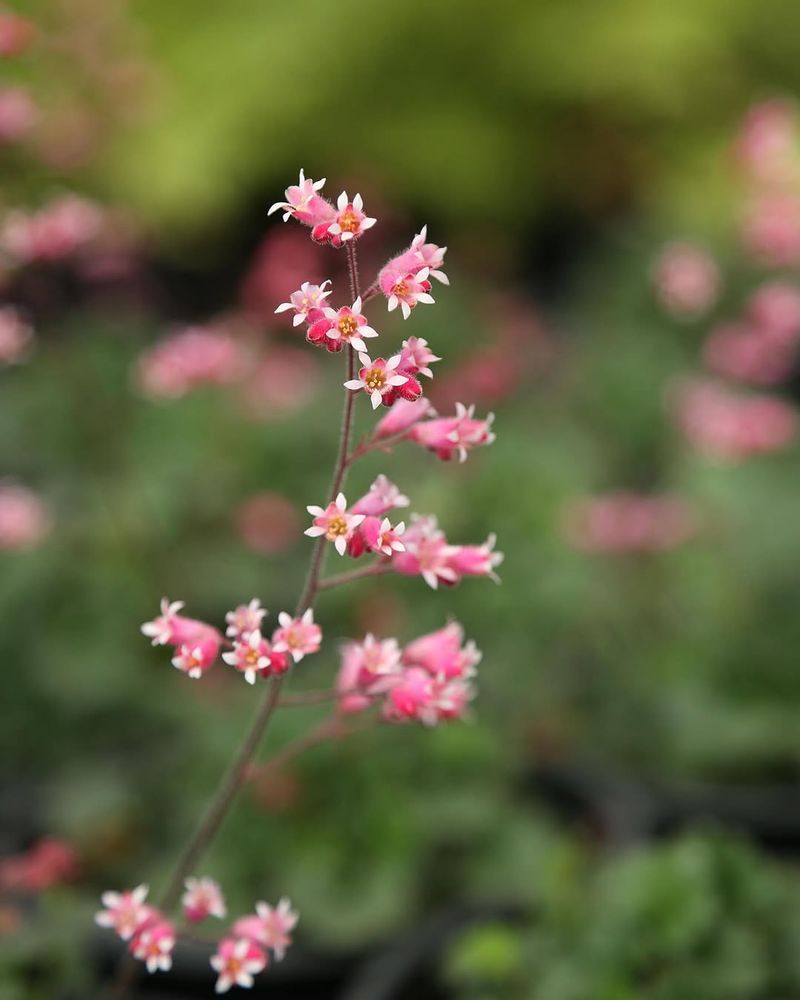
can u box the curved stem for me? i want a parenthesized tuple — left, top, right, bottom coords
(106, 246, 365, 1000)
(317, 560, 391, 592)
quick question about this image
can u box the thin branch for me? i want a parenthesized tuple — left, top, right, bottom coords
(317, 560, 391, 592)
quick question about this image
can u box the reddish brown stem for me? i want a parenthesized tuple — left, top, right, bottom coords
(317, 560, 392, 592)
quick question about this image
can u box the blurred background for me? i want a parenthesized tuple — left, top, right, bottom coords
(5, 1, 800, 997)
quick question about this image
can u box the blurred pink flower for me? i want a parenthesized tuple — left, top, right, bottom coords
(0, 838, 78, 893)
(182, 876, 227, 923)
(742, 193, 800, 267)
(0, 306, 33, 365)
(670, 377, 797, 460)
(234, 493, 299, 556)
(0, 87, 37, 143)
(562, 493, 698, 554)
(1, 195, 103, 263)
(652, 241, 720, 318)
(0, 483, 50, 550)
(702, 321, 795, 386)
(747, 281, 800, 345)
(735, 100, 799, 187)
(0, 11, 36, 57)
(240, 227, 324, 322)
(135, 325, 246, 400)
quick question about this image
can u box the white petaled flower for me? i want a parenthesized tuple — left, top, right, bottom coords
(305, 493, 365, 556)
(254, 897, 299, 961)
(210, 937, 268, 994)
(141, 598, 184, 646)
(182, 876, 227, 922)
(222, 630, 272, 685)
(328, 192, 377, 242)
(274, 280, 332, 326)
(344, 353, 409, 409)
(131, 924, 175, 974)
(94, 884, 151, 940)
(271, 608, 322, 663)
(267, 169, 326, 221)
(225, 599, 267, 641)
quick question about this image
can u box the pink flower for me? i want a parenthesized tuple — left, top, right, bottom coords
(0, 87, 37, 143)
(359, 515, 406, 556)
(0, 482, 50, 550)
(141, 599, 221, 655)
(408, 226, 449, 284)
(135, 325, 245, 400)
(383, 667, 436, 724)
(350, 475, 410, 517)
(130, 920, 175, 974)
(747, 282, 800, 345)
(305, 492, 365, 555)
(268, 169, 330, 225)
(1, 195, 103, 263)
(446, 535, 503, 581)
(0, 307, 33, 365)
(225, 599, 267, 642)
(232, 898, 298, 961)
(274, 280, 332, 326)
(402, 622, 481, 680)
(182, 877, 227, 922)
(308, 297, 379, 353)
(235, 493, 300, 555)
(172, 632, 223, 680)
(344, 353, 409, 409)
(379, 266, 435, 320)
(736, 100, 799, 186)
(339, 634, 403, 694)
(670, 377, 797, 460)
(397, 336, 441, 379)
(95, 885, 153, 941)
(703, 321, 794, 386)
(242, 346, 320, 418)
(390, 515, 458, 590)
(652, 242, 720, 319)
(561, 493, 698, 554)
(0, 11, 35, 57)
(271, 609, 322, 663)
(327, 192, 376, 244)
(0, 838, 78, 893)
(210, 937, 268, 993)
(223, 630, 281, 685)
(374, 397, 436, 439)
(410, 403, 495, 462)
(743, 193, 800, 267)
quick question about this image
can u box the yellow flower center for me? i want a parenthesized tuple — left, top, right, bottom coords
(392, 279, 408, 297)
(365, 368, 386, 391)
(326, 515, 348, 538)
(338, 315, 357, 337)
(338, 208, 359, 233)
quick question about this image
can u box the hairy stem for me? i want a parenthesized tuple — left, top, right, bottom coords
(106, 245, 365, 1000)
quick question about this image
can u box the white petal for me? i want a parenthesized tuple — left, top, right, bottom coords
(344, 379, 364, 390)
(337, 191, 348, 210)
(292, 314, 305, 326)
(400, 301, 411, 320)
(304, 526, 326, 537)
(335, 492, 347, 510)
(334, 536, 347, 555)
(370, 391, 382, 409)
(417, 293, 435, 304)
(274, 302, 292, 313)
(362, 217, 377, 229)
(306, 505, 325, 516)
(353, 193, 363, 210)
(278, 611, 292, 628)
(388, 375, 408, 386)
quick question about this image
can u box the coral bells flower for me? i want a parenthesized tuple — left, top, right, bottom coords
(391, 515, 458, 589)
(652, 242, 719, 319)
(135, 325, 245, 401)
(702, 321, 794, 386)
(447, 535, 504, 582)
(383, 667, 436, 724)
(307, 297, 379, 353)
(271, 609, 322, 663)
(0, 87, 37, 143)
(268, 169, 329, 224)
(409, 226, 449, 284)
(397, 337, 441, 379)
(210, 937, 268, 994)
(411, 403, 496, 462)
(344, 353, 409, 409)
(747, 282, 800, 345)
(743, 193, 800, 267)
(380, 266, 435, 320)
(233, 898, 299, 961)
(339, 634, 403, 695)
(351, 475, 410, 517)
(1, 195, 103, 263)
(274, 280, 332, 326)
(305, 492, 365, 555)
(225, 599, 267, 641)
(172, 634, 222, 679)
(374, 397, 436, 439)
(0, 306, 34, 365)
(402, 621, 481, 680)
(130, 921, 175, 974)
(223, 630, 286, 684)
(0, 11, 36, 57)
(182, 877, 227, 923)
(327, 192, 376, 244)
(562, 493, 698, 554)
(736, 100, 799, 186)
(95, 885, 153, 941)
(360, 516, 406, 556)
(0, 482, 50, 550)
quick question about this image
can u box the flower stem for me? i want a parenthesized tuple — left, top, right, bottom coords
(317, 560, 391, 592)
(105, 246, 365, 1000)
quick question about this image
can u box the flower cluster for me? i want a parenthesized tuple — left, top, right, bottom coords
(141, 598, 321, 684)
(211, 898, 298, 993)
(135, 325, 247, 400)
(337, 622, 479, 724)
(268, 171, 376, 247)
(561, 493, 698, 554)
(305, 479, 502, 588)
(378, 225, 448, 318)
(95, 885, 176, 975)
(1, 194, 103, 265)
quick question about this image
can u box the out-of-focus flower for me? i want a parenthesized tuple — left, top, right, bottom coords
(172, 633, 223, 680)
(242, 346, 320, 419)
(305, 493, 365, 555)
(351, 475, 410, 517)
(0, 307, 33, 365)
(402, 621, 481, 680)
(1, 195, 103, 263)
(344, 353, 409, 409)
(141, 599, 223, 679)
(271, 609, 321, 663)
(210, 937, 268, 993)
(223, 630, 285, 685)
(747, 282, 800, 345)
(391, 515, 502, 588)
(410, 403, 495, 462)
(240, 227, 324, 321)
(135, 325, 246, 400)
(0, 838, 78, 893)
(561, 493, 698, 554)
(0, 11, 36, 57)
(652, 241, 720, 318)
(0, 87, 37, 143)
(130, 921, 175, 974)
(670, 377, 797, 460)
(232, 898, 298, 961)
(225, 599, 267, 642)
(0, 482, 50, 550)
(736, 100, 799, 186)
(374, 397, 436, 439)
(397, 336, 441, 379)
(235, 493, 299, 556)
(742, 193, 800, 267)
(703, 321, 795, 385)
(182, 877, 227, 923)
(95, 885, 153, 941)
